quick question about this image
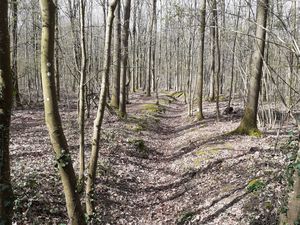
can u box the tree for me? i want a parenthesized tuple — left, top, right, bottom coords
(0, 0, 14, 223)
(85, 0, 119, 216)
(11, 0, 22, 107)
(54, 0, 60, 101)
(39, 0, 86, 224)
(146, 0, 157, 97)
(213, 0, 221, 121)
(197, 0, 206, 121)
(131, 0, 138, 93)
(78, 0, 87, 190)
(110, 3, 121, 108)
(233, 0, 269, 135)
(119, 0, 131, 117)
(228, 0, 241, 108)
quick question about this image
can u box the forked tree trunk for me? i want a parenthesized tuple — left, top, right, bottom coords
(0, 0, 14, 223)
(85, 0, 119, 216)
(234, 0, 268, 135)
(39, 1, 86, 224)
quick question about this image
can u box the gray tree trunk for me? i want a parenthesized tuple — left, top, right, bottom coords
(85, 0, 119, 216)
(78, 0, 87, 190)
(111, 3, 121, 108)
(234, 0, 268, 135)
(119, 0, 132, 117)
(197, 0, 206, 120)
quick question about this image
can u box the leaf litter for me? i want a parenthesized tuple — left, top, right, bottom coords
(10, 93, 298, 224)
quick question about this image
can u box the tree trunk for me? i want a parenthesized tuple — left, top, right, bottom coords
(214, 0, 221, 121)
(54, 0, 60, 101)
(119, 0, 131, 117)
(85, 0, 119, 216)
(11, 0, 22, 108)
(39, 1, 86, 224)
(234, 0, 268, 135)
(187, 36, 193, 116)
(0, 0, 14, 223)
(208, 3, 216, 102)
(197, 0, 206, 120)
(146, 0, 157, 96)
(228, 0, 241, 108)
(151, 1, 157, 93)
(131, 0, 137, 93)
(110, 3, 121, 108)
(78, 0, 87, 190)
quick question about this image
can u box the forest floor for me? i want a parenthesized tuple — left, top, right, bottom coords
(10, 92, 299, 225)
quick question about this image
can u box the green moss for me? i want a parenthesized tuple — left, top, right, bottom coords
(230, 127, 262, 137)
(246, 179, 265, 192)
(249, 129, 263, 137)
(228, 106, 264, 137)
(142, 103, 166, 114)
(126, 115, 160, 133)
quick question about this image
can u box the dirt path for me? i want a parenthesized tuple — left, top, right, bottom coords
(10, 93, 295, 224)
(93, 94, 292, 225)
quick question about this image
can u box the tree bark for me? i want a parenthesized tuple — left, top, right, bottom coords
(151, 1, 157, 93)
(11, 0, 22, 108)
(228, 0, 241, 108)
(0, 0, 14, 223)
(85, 0, 119, 216)
(146, 0, 157, 96)
(54, 0, 60, 101)
(213, 0, 221, 121)
(131, 0, 137, 93)
(39, 1, 86, 224)
(234, 0, 268, 135)
(78, 0, 87, 190)
(197, 0, 206, 120)
(110, 3, 121, 108)
(208, 1, 216, 102)
(119, 0, 131, 117)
